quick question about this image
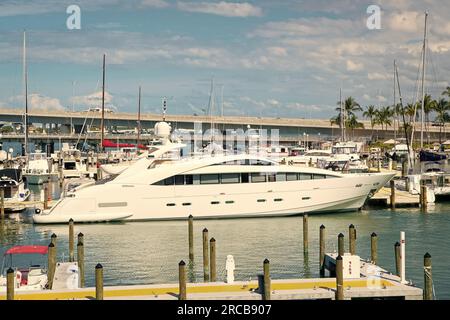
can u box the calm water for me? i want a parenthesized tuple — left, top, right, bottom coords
(1, 182, 450, 299)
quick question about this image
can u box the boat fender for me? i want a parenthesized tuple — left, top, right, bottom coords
(35, 208, 41, 214)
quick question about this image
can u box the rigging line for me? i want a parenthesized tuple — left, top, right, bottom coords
(410, 47, 425, 147)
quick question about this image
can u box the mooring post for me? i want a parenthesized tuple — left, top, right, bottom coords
(371, 233, 378, 265)
(405, 177, 410, 192)
(43, 184, 49, 210)
(390, 180, 396, 209)
(0, 188, 4, 219)
(319, 225, 326, 277)
(377, 159, 381, 172)
(263, 259, 271, 300)
(179, 260, 187, 300)
(202, 228, 209, 282)
(77, 233, 85, 288)
(420, 180, 427, 209)
(424, 253, 433, 300)
(395, 242, 401, 277)
(47, 242, 56, 289)
(6, 268, 14, 300)
(349, 224, 356, 255)
(402, 160, 407, 178)
(338, 233, 344, 256)
(392, 160, 397, 172)
(69, 218, 74, 262)
(51, 233, 57, 247)
(210, 238, 216, 282)
(335, 255, 344, 300)
(188, 215, 194, 262)
(303, 214, 308, 253)
(95, 264, 104, 300)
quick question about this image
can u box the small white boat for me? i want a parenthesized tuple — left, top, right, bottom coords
(58, 144, 86, 178)
(23, 152, 57, 185)
(0, 168, 30, 212)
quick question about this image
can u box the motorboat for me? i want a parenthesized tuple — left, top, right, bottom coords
(23, 152, 57, 185)
(0, 168, 30, 212)
(33, 142, 395, 224)
(58, 144, 86, 178)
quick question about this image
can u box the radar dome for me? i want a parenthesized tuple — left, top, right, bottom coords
(154, 121, 171, 138)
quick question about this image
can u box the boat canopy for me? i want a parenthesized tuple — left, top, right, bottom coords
(4, 245, 48, 256)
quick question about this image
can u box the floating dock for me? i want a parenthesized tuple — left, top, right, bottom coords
(368, 187, 420, 208)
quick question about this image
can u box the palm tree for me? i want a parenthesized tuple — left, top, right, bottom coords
(419, 94, 437, 144)
(363, 105, 378, 138)
(376, 106, 393, 132)
(434, 98, 450, 143)
(442, 86, 450, 99)
(331, 96, 363, 138)
(347, 114, 365, 139)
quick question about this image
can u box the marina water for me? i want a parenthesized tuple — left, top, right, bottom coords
(1, 182, 449, 299)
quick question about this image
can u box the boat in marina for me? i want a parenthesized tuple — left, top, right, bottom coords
(58, 144, 86, 178)
(0, 168, 30, 212)
(33, 139, 395, 223)
(23, 152, 57, 185)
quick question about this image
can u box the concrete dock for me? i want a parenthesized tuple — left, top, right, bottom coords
(368, 187, 420, 208)
(0, 258, 422, 300)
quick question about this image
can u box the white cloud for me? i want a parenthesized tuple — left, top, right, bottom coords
(8, 93, 64, 111)
(346, 60, 364, 72)
(387, 11, 421, 33)
(71, 91, 115, 109)
(368, 72, 390, 80)
(363, 94, 371, 101)
(177, 1, 263, 17)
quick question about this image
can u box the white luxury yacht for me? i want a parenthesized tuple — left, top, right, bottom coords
(33, 142, 395, 223)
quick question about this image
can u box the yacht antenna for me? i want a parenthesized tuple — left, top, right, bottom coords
(137, 86, 141, 146)
(23, 30, 29, 156)
(100, 53, 106, 152)
(162, 97, 167, 121)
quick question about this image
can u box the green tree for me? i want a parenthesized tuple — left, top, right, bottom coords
(434, 98, 450, 143)
(363, 105, 378, 138)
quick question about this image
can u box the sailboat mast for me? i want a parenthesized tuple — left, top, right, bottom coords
(340, 88, 344, 142)
(393, 60, 397, 141)
(100, 54, 106, 152)
(23, 31, 29, 156)
(420, 12, 428, 149)
(137, 86, 141, 147)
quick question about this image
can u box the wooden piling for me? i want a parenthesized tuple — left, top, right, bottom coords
(210, 238, 216, 282)
(394, 242, 401, 277)
(335, 255, 344, 300)
(377, 159, 381, 172)
(43, 185, 49, 210)
(263, 259, 271, 300)
(47, 242, 56, 289)
(424, 253, 433, 300)
(371, 233, 378, 265)
(188, 215, 194, 262)
(69, 218, 74, 262)
(402, 160, 408, 178)
(0, 188, 4, 219)
(77, 233, 85, 288)
(6, 268, 14, 300)
(338, 233, 344, 256)
(179, 260, 187, 300)
(390, 180, 396, 209)
(51, 233, 57, 247)
(420, 181, 428, 209)
(202, 228, 209, 282)
(95, 264, 103, 300)
(405, 177, 410, 192)
(392, 160, 397, 172)
(349, 224, 356, 255)
(303, 214, 308, 253)
(319, 225, 325, 277)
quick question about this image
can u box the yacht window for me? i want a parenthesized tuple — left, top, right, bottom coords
(257, 199, 266, 203)
(193, 175, 200, 185)
(267, 173, 276, 182)
(152, 180, 165, 186)
(211, 201, 220, 205)
(299, 173, 313, 180)
(251, 173, 267, 183)
(166, 203, 176, 207)
(164, 177, 175, 185)
(185, 175, 193, 185)
(276, 173, 286, 182)
(274, 198, 283, 202)
(175, 175, 185, 185)
(182, 202, 191, 206)
(241, 173, 249, 183)
(200, 174, 220, 184)
(225, 200, 234, 204)
(326, 175, 339, 179)
(313, 174, 326, 180)
(286, 173, 298, 181)
(221, 173, 240, 184)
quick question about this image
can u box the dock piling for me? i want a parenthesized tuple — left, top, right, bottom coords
(43, 185, 49, 210)
(210, 238, 216, 282)
(0, 188, 4, 219)
(420, 180, 428, 209)
(47, 243, 56, 289)
(371, 233, 378, 265)
(319, 225, 325, 277)
(390, 180, 396, 209)
(179, 260, 187, 300)
(77, 233, 85, 288)
(303, 214, 308, 253)
(188, 215, 194, 262)
(202, 228, 210, 282)
(349, 224, 356, 255)
(394, 242, 401, 277)
(335, 255, 344, 300)
(263, 259, 271, 300)
(402, 160, 408, 178)
(424, 253, 433, 300)
(69, 218, 74, 262)
(338, 233, 344, 256)
(51, 233, 57, 247)
(6, 268, 14, 300)
(95, 264, 104, 300)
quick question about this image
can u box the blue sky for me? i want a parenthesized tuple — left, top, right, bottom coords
(1, 0, 449, 119)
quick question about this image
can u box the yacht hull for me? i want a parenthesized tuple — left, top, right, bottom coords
(33, 173, 394, 223)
